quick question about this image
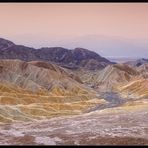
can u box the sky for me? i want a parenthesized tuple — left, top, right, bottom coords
(0, 3, 148, 58)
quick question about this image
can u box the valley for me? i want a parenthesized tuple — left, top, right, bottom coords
(0, 38, 148, 145)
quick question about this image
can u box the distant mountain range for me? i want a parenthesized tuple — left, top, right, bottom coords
(124, 58, 148, 67)
(0, 38, 114, 70)
(42, 34, 148, 58)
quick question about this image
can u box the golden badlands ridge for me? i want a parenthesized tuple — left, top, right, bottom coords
(0, 59, 106, 123)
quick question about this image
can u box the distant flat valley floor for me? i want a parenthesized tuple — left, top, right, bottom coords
(108, 57, 139, 63)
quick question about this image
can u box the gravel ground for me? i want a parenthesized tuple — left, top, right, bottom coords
(0, 106, 148, 145)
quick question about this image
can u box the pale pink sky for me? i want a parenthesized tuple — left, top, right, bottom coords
(0, 3, 148, 57)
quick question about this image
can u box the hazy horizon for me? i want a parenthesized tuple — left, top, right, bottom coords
(0, 3, 148, 58)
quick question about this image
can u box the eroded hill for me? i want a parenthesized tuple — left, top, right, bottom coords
(0, 59, 106, 123)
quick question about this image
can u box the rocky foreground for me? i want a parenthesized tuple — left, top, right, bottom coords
(0, 104, 148, 145)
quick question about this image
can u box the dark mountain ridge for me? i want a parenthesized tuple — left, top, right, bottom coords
(0, 38, 114, 70)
